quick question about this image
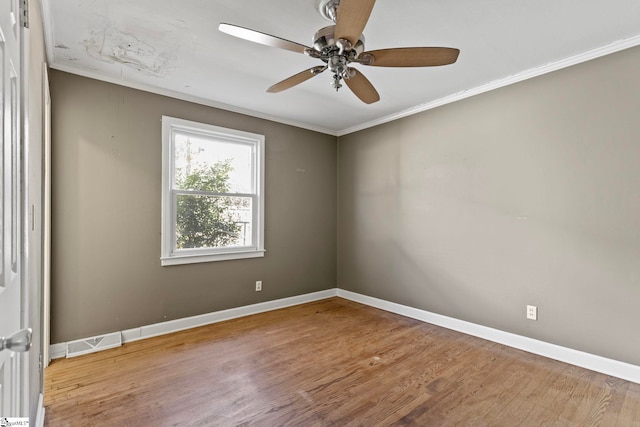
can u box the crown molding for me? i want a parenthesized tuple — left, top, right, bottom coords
(337, 34, 640, 136)
(48, 63, 339, 136)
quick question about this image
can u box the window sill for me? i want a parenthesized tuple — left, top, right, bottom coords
(161, 249, 265, 266)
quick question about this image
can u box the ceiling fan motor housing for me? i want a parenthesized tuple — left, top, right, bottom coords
(312, 25, 365, 57)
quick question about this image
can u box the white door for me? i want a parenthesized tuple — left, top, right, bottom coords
(0, 0, 25, 417)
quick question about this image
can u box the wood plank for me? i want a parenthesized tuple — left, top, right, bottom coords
(44, 298, 640, 426)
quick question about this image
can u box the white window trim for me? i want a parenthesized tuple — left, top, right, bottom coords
(161, 116, 265, 266)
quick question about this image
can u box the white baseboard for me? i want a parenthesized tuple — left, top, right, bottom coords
(50, 289, 338, 358)
(48, 287, 640, 385)
(35, 393, 45, 427)
(120, 289, 338, 343)
(49, 342, 66, 360)
(337, 289, 640, 385)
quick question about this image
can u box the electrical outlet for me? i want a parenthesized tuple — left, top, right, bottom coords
(255, 281, 262, 292)
(526, 305, 537, 320)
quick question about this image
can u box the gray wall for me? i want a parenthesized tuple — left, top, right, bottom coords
(50, 71, 337, 343)
(338, 46, 640, 365)
(52, 44, 640, 366)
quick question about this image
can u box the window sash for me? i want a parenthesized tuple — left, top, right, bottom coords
(170, 190, 259, 255)
(171, 133, 257, 195)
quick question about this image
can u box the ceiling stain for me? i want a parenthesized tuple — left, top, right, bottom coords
(82, 26, 176, 77)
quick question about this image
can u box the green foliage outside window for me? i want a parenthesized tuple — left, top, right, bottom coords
(175, 160, 242, 249)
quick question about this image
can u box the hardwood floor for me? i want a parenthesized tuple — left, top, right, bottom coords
(44, 297, 640, 426)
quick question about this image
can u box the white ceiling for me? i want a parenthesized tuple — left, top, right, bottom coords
(41, 0, 640, 135)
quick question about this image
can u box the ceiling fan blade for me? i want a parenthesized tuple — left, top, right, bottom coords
(362, 47, 460, 67)
(345, 68, 380, 104)
(219, 23, 310, 54)
(267, 66, 326, 93)
(334, 0, 376, 46)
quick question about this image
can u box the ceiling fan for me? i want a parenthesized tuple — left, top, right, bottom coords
(219, 0, 460, 104)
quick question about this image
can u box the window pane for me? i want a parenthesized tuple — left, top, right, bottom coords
(176, 194, 253, 249)
(174, 133, 253, 194)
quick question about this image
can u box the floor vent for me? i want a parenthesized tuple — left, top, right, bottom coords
(66, 332, 122, 358)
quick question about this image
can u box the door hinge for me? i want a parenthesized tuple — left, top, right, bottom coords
(20, 0, 29, 28)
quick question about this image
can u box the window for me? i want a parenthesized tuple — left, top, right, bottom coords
(161, 116, 265, 265)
